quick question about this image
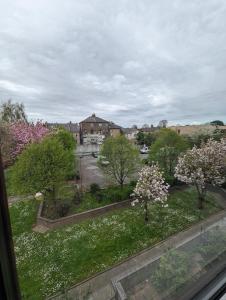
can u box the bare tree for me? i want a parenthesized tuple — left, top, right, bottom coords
(158, 120, 168, 128)
(0, 100, 27, 123)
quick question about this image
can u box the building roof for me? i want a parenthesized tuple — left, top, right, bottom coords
(139, 127, 158, 133)
(109, 122, 122, 129)
(80, 113, 109, 124)
(47, 122, 80, 133)
(123, 128, 138, 134)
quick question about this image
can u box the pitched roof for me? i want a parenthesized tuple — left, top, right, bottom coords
(109, 122, 122, 129)
(47, 122, 80, 133)
(123, 128, 138, 134)
(140, 127, 158, 133)
(80, 113, 109, 124)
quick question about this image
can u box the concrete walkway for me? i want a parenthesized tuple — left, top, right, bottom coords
(49, 190, 226, 300)
(8, 194, 33, 206)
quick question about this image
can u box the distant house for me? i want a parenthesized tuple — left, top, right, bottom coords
(79, 113, 122, 144)
(169, 125, 226, 137)
(123, 128, 139, 141)
(139, 126, 158, 134)
(47, 122, 80, 144)
(109, 122, 123, 137)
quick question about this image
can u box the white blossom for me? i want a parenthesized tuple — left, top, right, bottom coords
(35, 192, 44, 202)
(175, 139, 226, 207)
(133, 164, 169, 221)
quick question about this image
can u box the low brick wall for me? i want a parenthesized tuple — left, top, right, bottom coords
(36, 199, 130, 230)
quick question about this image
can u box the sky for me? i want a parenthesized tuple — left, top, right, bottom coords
(0, 0, 226, 127)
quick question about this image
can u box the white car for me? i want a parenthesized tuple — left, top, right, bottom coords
(97, 155, 110, 165)
(140, 146, 149, 154)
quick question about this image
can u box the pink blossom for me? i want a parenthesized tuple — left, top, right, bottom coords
(10, 121, 49, 158)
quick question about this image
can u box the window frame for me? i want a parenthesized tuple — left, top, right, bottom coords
(0, 152, 21, 300)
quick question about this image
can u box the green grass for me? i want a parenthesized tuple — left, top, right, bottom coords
(10, 187, 222, 299)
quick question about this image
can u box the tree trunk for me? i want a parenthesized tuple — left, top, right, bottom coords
(46, 187, 57, 210)
(195, 184, 205, 210)
(52, 187, 57, 209)
(119, 180, 124, 201)
(144, 200, 149, 222)
(198, 194, 204, 209)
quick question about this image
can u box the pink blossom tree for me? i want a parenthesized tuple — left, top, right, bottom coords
(10, 121, 49, 159)
(132, 164, 169, 222)
(175, 139, 226, 209)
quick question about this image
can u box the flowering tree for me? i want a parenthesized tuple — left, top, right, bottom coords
(175, 139, 226, 209)
(10, 121, 49, 158)
(132, 164, 169, 222)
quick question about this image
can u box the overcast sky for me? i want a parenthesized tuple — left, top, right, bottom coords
(0, 0, 226, 127)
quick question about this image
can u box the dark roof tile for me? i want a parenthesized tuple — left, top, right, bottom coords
(80, 113, 109, 123)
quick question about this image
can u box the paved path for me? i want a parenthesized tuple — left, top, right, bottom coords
(8, 195, 33, 206)
(79, 156, 111, 189)
(78, 154, 145, 189)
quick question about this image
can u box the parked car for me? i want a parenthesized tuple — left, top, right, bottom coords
(92, 152, 98, 158)
(140, 146, 149, 154)
(97, 155, 110, 165)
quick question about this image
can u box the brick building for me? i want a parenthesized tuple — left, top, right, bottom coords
(79, 113, 122, 144)
(169, 124, 226, 137)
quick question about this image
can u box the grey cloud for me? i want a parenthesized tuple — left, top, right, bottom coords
(0, 0, 226, 126)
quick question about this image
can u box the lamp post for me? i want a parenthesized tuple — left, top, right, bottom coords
(79, 155, 83, 193)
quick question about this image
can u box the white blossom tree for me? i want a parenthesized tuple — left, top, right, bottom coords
(175, 139, 226, 209)
(132, 164, 169, 222)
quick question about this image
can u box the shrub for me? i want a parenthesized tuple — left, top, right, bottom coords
(129, 180, 137, 189)
(75, 173, 80, 180)
(221, 180, 226, 189)
(73, 189, 83, 204)
(142, 158, 149, 165)
(164, 174, 176, 186)
(57, 203, 70, 217)
(94, 191, 103, 202)
(90, 183, 101, 195)
(100, 185, 133, 202)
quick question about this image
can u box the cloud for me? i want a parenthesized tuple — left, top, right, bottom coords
(0, 0, 226, 126)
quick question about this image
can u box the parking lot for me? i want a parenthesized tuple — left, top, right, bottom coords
(79, 155, 109, 188)
(78, 153, 148, 189)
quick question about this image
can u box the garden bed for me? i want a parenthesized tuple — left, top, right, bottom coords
(37, 199, 130, 229)
(41, 183, 135, 219)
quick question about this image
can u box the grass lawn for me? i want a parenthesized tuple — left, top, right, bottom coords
(10, 187, 222, 299)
